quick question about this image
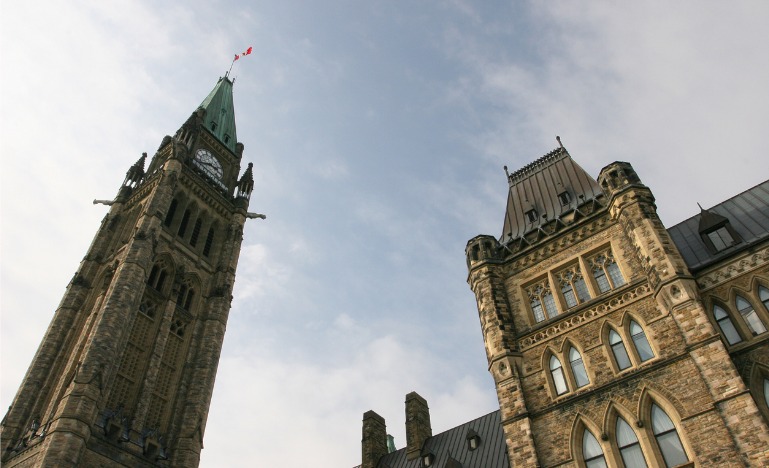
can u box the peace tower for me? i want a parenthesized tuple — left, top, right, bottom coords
(1, 76, 260, 467)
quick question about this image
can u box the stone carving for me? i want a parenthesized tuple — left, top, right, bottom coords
(519, 284, 651, 350)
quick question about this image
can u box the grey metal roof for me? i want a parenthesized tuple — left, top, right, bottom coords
(668, 180, 769, 272)
(502, 147, 604, 242)
(377, 411, 509, 468)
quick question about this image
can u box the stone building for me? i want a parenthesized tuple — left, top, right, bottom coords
(361, 144, 769, 467)
(1, 76, 261, 467)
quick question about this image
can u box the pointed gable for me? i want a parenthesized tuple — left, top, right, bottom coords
(199, 76, 238, 153)
(502, 147, 604, 243)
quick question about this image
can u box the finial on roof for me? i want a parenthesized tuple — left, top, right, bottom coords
(697, 202, 704, 211)
(504, 165, 510, 178)
(556, 135, 563, 148)
(237, 162, 255, 200)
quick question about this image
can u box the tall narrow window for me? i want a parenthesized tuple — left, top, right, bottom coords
(713, 305, 742, 345)
(616, 417, 647, 468)
(558, 267, 591, 309)
(736, 295, 767, 335)
(609, 329, 632, 371)
(531, 297, 546, 323)
(607, 262, 625, 288)
(190, 218, 203, 247)
(582, 429, 607, 468)
(147, 264, 168, 292)
(184, 289, 195, 311)
(177, 210, 191, 237)
(630, 321, 654, 362)
(550, 355, 568, 395)
(569, 347, 590, 388)
(164, 199, 178, 227)
(764, 378, 769, 408)
(593, 265, 611, 293)
(203, 227, 215, 257)
(651, 404, 688, 467)
(759, 286, 769, 311)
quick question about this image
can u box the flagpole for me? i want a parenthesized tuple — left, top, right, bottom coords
(227, 57, 236, 77)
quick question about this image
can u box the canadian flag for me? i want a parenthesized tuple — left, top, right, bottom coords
(234, 46, 253, 61)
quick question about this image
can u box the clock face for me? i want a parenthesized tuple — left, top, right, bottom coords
(193, 149, 223, 180)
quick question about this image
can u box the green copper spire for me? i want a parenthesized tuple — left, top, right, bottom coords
(199, 76, 237, 153)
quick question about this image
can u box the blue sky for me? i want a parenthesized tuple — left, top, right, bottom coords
(2, 1, 769, 466)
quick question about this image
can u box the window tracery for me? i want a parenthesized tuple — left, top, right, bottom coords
(589, 251, 625, 293)
(557, 266, 591, 309)
(528, 280, 558, 323)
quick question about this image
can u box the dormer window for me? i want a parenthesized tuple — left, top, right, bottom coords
(698, 206, 741, 253)
(223, 134, 231, 144)
(422, 453, 435, 466)
(210, 121, 218, 131)
(558, 191, 571, 206)
(466, 429, 481, 451)
(525, 209, 538, 223)
(706, 226, 736, 251)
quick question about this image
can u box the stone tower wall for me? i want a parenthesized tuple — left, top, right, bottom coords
(468, 159, 769, 467)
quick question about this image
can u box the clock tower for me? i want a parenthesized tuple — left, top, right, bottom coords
(1, 75, 259, 467)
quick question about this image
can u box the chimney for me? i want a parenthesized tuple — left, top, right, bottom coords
(361, 411, 388, 468)
(405, 392, 432, 460)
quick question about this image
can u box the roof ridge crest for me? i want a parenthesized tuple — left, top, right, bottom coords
(508, 147, 567, 185)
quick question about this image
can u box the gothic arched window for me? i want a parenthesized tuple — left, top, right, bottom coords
(550, 355, 568, 395)
(650, 404, 689, 467)
(569, 347, 590, 388)
(147, 263, 169, 292)
(630, 320, 654, 362)
(616, 417, 647, 468)
(713, 304, 742, 345)
(736, 295, 767, 336)
(582, 429, 607, 468)
(609, 329, 632, 371)
(760, 286, 769, 311)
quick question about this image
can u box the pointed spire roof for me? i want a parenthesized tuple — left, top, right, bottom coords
(199, 76, 238, 153)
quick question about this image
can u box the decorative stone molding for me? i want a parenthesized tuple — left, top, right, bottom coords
(502, 215, 614, 277)
(519, 283, 651, 350)
(695, 245, 769, 290)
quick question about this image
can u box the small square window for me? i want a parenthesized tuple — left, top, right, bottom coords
(558, 191, 571, 206)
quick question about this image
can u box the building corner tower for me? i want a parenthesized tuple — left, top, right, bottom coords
(466, 145, 769, 467)
(1, 76, 259, 467)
